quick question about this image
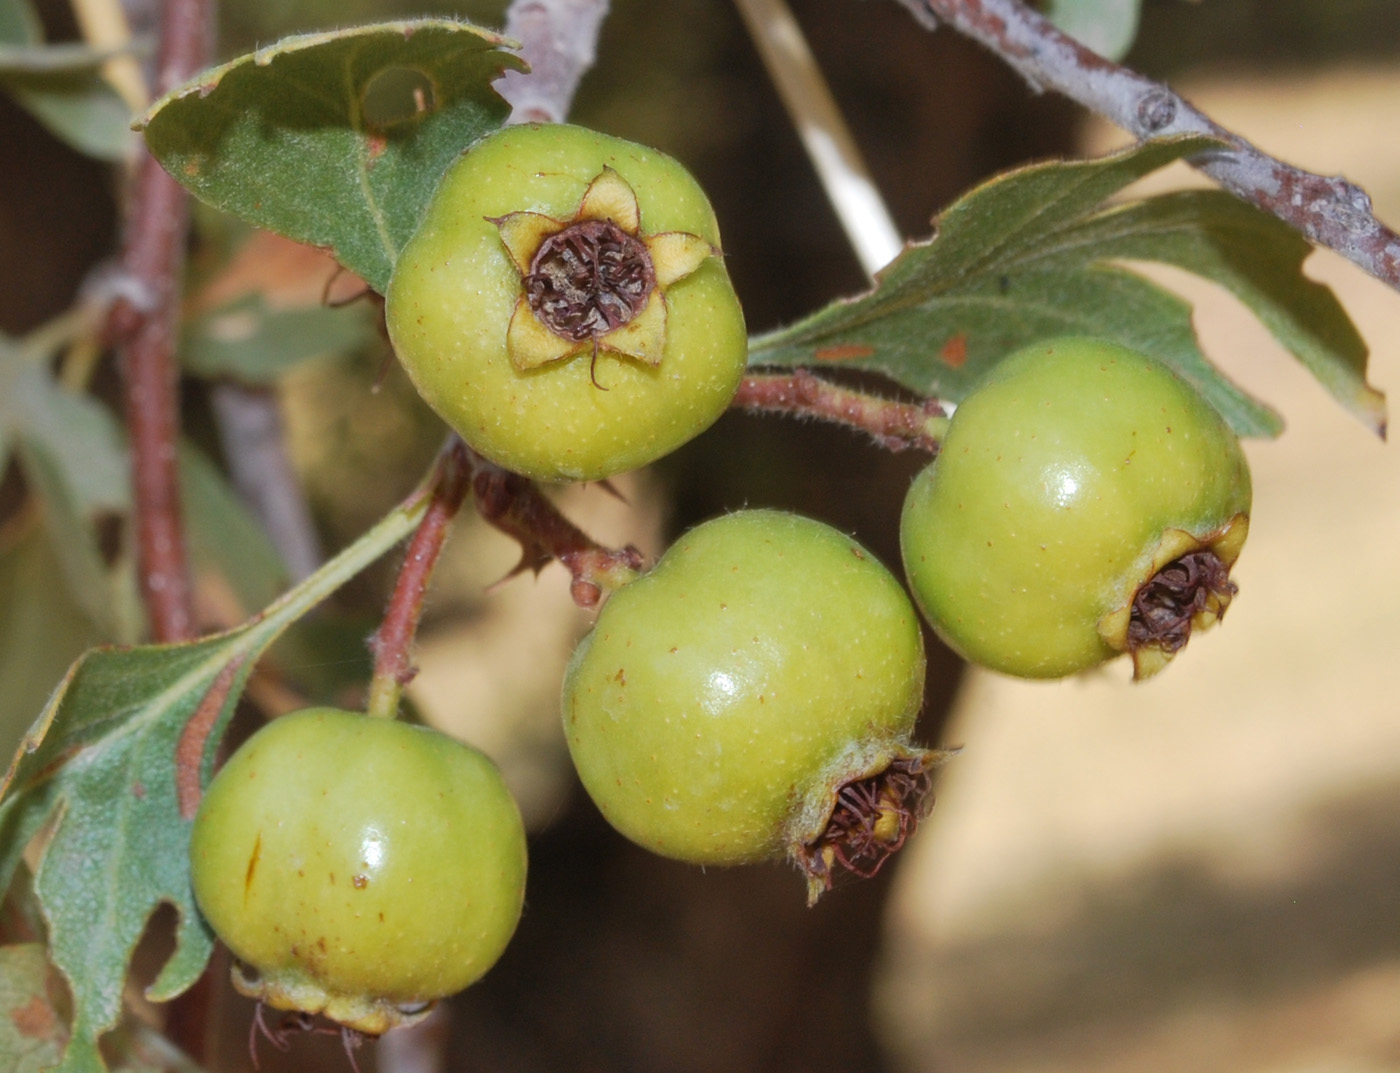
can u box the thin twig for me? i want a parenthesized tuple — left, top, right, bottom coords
(496, 0, 612, 124)
(365, 440, 475, 719)
(898, 0, 1400, 292)
(109, 0, 212, 644)
(734, 370, 948, 453)
(733, 0, 902, 277)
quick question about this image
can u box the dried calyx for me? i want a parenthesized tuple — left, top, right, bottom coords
(491, 166, 715, 380)
(525, 219, 656, 342)
(1127, 549, 1236, 655)
(796, 754, 938, 906)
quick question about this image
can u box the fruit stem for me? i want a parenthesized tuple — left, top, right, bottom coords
(469, 456, 646, 607)
(734, 370, 948, 453)
(366, 437, 648, 718)
(365, 439, 476, 719)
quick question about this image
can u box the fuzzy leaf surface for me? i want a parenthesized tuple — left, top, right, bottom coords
(0, 491, 430, 1073)
(138, 19, 526, 293)
(749, 135, 1384, 438)
(0, 944, 65, 1072)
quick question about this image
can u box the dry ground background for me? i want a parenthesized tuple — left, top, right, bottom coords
(875, 67, 1400, 1073)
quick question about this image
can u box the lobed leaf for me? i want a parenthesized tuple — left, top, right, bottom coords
(138, 19, 527, 294)
(0, 490, 431, 1072)
(749, 135, 1386, 439)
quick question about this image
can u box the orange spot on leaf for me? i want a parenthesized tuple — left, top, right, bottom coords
(940, 334, 968, 368)
(11, 995, 58, 1040)
(814, 343, 875, 362)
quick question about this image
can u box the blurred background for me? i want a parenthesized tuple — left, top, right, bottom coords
(2, 1, 1399, 1071)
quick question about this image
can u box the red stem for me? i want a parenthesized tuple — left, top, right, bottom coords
(111, 0, 213, 643)
(366, 440, 476, 709)
(110, 0, 214, 1057)
(469, 455, 645, 608)
(734, 370, 947, 454)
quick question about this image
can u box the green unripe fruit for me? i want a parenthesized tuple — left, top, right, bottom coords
(562, 510, 947, 904)
(385, 122, 748, 482)
(189, 708, 527, 1035)
(900, 336, 1252, 680)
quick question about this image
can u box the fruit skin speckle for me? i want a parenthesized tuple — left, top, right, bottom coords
(562, 509, 932, 885)
(189, 707, 527, 1035)
(900, 336, 1251, 680)
(385, 122, 747, 483)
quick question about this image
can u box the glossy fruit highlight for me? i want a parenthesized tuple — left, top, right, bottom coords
(385, 122, 747, 482)
(901, 336, 1251, 680)
(562, 510, 947, 903)
(189, 708, 527, 1035)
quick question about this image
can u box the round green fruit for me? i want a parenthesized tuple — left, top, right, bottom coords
(189, 708, 527, 1035)
(562, 510, 945, 903)
(900, 336, 1252, 680)
(385, 122, 748, 482)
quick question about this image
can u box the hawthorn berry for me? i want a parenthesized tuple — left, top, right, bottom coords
(900, 336, 1252, 680)
(189, 708, 527, 1035)
(385, 122, 747, 482)
(562, 510, 949, 904)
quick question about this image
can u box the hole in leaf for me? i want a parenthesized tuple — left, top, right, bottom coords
(360, 67, 437, 131)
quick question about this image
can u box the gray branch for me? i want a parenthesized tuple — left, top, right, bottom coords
(496, 0, 612, 124)
(897, 0, 1400, 292)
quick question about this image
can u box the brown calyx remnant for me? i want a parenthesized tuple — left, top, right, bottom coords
(524, 219, 656, 343)
(797, 755, 934, 904)
(1126, 549, 1236, 656)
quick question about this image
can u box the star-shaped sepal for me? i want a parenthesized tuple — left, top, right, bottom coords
(489, 168, 718, 376)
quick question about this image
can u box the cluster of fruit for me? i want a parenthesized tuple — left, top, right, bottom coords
(189, 125, 1253, 1037)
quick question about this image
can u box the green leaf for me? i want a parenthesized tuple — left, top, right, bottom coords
(0, 335, 142, 641)
(749, 135, 1385, 438)
(0, 23, 135, 160)
(1046, 189, 1383, 436)
(1042, 0, 1142, 61)
(139, 19, 526, 293)
(0, 0, 41, 45)
(0, 489, 430, 1073)
(0, 944, 65, 1072)
(0, 41, 129, 74)
(180, 444, 289, 615)
(181, 293, 373, 382)
(0, 520, 106, 765)
(0, 68, 132, 161)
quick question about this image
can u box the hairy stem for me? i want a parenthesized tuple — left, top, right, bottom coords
(365, 440, 475, 719)
(734, 370, 948, 453)
(898, 0, 1400, 292)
